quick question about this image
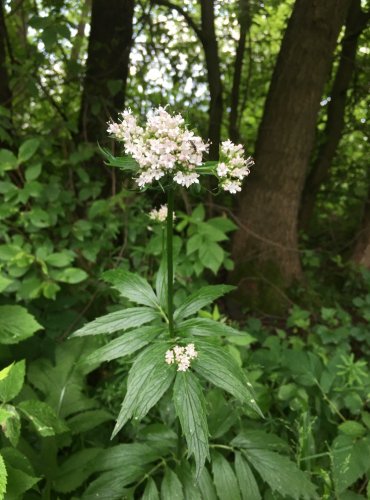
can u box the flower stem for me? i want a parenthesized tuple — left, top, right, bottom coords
(167, 186, 174, 337)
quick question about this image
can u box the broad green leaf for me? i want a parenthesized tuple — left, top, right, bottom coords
(0, 275, 12, 293)
(231, 430, 289, 453)
(112, 343, 176, 437)
(0, 306, 42, 344)
(92, 443, 162, 474)
(197, 467, 217, 500)
(193, 340, 262, 416)
(0, 405, 21, 447)
(0, 363, 13, 382)
(1, 448, 40, 499)
(234, 452, 261, 500)
(161, 469, 184, 500)
(18, 400, 69, 437)
(199, 242, 224, 274)
(0, 149, 17, 172)
(103, 268, 159, 308)
(98, 145, 139, 171)
(177, 318, 245, 338)
(25, 162, 42, 181)
(212, 452, 241, 500)
(67, 409, 113, 434)
(45, 252, 74, 268)
(173, 372, 209, 477)
(174, 285, 235, 321)
(53, 448, 102, 493)
(177, 463, 202, 500)
(0, 360, 25, 403)
(242, 448, 317, 499)
(18, 138, 40, 163)
(53, 267, 88, 284)
(82, 326, 162, 366)
(338, 421, 366, 438)
(155, 257, 168, 310)
(142, 477, 160, 500)
(71, 307, 160, 337)
(81, 467, 142, 500)
(332, 435, 370, 493)
(0, 455, 6, 500)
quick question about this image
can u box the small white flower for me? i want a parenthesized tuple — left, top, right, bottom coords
(165, 350, 175, 365)
(217, 162, 229, 177)
(177, 355, 191, 372)
(148, 204, 174, 223)
(222, 180, 242, 194)
(185, 343, 198, 359)
(173, 171, 199, 187)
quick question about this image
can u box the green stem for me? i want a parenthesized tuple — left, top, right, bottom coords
(167, 186, 174, 337)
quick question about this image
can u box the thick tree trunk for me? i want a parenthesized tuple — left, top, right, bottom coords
(300, 0, 369, 230)
(78, 0, 134, 143)
(200, 0, 223, 160)
(352, 186, 370, 268)
(231, 0, 350, 309)
(229, 0, 250, 144)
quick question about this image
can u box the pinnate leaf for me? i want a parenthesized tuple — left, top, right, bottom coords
(173, 371, 209, 477)
(103, 268, 159, 308)
(212, 452, 241, 500)
(18, 400, 68, 437)
(174, 285, 235, 321)
(161, 469, 184, 500)
(0, 306, 42, 345)
(234, 452, 261, 500)
(142, 477, 160, 500)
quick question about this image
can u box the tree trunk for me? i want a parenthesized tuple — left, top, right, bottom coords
(231, 0, 350, 310)
(229, 0, 250, 144)
(299, 0, 369, 230)
(200, 0, 223, 160)
(78, 0, 134, 143)
(0, 0, 12, 146)
(352, 185, 370, 268)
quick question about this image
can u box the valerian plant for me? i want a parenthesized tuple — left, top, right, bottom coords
(70, 107, 317, 497)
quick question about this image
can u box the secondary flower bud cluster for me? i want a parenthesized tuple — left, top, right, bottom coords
(148, 204, 175, 223)
(107, 107, 209, 189)
(217, 140, 254, 193)
(165, 343, 198, 372)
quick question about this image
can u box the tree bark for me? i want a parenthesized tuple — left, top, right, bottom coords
(229, 0, 250, 144)
(0, 0, 12, 146)
(231, 0, 350, 308)
(78, 0, 134, 143)
(199, 0, 223, 160)
(299, 0, 369, 230)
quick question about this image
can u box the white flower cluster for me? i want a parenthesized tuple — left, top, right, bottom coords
(217, 140, 254, 193)
(165, 343, 198, 372)
(107, 107, 209, 189)
(148, 204, 175, 223)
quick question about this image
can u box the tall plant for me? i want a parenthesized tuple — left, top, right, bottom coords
(72, 107, 258, 477)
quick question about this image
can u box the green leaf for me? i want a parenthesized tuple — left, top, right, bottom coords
(338, 421, 366, 438)
(155, 257, 168, 310)
(242, 448, 317, 499)
(212, 452, 241, 500)
(177, 462, 202, 500)
(92, 443, 162, 472)
(53, 448, 102, 493)
(18, 400, 69, 437)
(45, 252, 74, 268)
(1, 448, 40, 499)
(0, 306, 43, 344)
(332, 435, 370, 493)
(0, 361, 25, 403)
(82, 326, 162, 366)
(142, 477, 160, 500)
(234, 452, 261, 500)
(173, 371, 209, 477)
(0, 454, 6, 500)
(197, 467, 217, 500)
(0, 275, 12, 293)
(231, 430, 289, 453)
(177, 318, 245, 338)
(18, 139, 40, 163)
(81, 468, 141, 500)
(0, 149, 17, 172)
(25, 162, 42, 181)
(71, 307, 160, 337)
(193, 340, 262, 416)
(174, 285, 235, 321)
(112, 343, 176, 437)
(0, 405, 21, 447)
(103, 268, 159, 308)
(0, 364, 13, 382)
(161, 469, 184, 500)
(53, 267, 88, 284)
(98, 145, 139, 171)
(67, 410, 113, 434)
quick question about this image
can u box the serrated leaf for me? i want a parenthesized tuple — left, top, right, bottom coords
(173, 372, 209, 477)
(212, 452, 241, 500)
(231, 430, 289, 453)
(67, 410, 113, 434)
(174, 285, 235, 321)
(177, 462, 202, 500)
(82, 326, 162, 366)
(92, 443, 162, 472)
(81, 467, 142, 500)
(193, 340, 262, 416)
(0, 405, 21, 447)
(18, 138, 40, 163)
(0, 361, 25, 403)
(197, 467, 217, 500)
(332, 435, 370, 493)
(103, 268, 159, 308)
(142, 477, 159, 500)
(71, 307, 160, 337)
(112, 343, 176, 437)
(53, 448, 102, 493)
(0, 454, 7, 500)
(0, 306, 42, 344)
(234, 452, 261, 500)
(177, 318, 245, 338)
(242, 448, 317, 499)
(161, 469, 184, 500)
(18, 400, 69, 437)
